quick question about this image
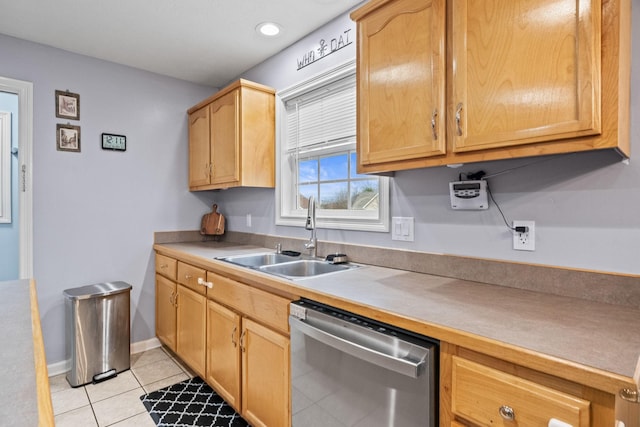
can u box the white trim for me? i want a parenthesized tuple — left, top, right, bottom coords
(48, 337, 163, 377)
(0, 76, 33, 279)
(0, 111, 10, 223)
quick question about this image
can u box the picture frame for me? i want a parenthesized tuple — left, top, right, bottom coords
(55, 90, 80, 120)
(56, 123, 81, 152)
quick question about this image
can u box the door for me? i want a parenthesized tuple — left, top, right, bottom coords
(242, 318, 290, 427)
(0, 77, 33, 280)
(210, 89, 240, 186)
(176, 284, 207, 377)
(356, 0, 446, 169)
(451, 0, 601, 152)
(206, 299, 242, 411)
(0, 95, 18, 280)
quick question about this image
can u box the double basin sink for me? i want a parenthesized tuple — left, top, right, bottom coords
(218, 252, 358, 279)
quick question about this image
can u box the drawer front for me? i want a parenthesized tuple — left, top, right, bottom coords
(155, 253, 177, 280)
(177, 262, 207, 296)
(207, 272, 291, 335)
(452, 356, 590, 427)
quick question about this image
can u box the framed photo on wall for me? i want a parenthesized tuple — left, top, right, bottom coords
(55, 90, 80, 120)
(56, 123, 81, 152)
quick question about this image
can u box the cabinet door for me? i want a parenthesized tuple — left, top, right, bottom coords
(176, 285, 207, 377)
(451, 0, 601, 152)
(357, 0, 446, 170)
(188, 105, 211, 188)
(241, 318, 290, 427)
(206, 300, 242, 411)
(155, 274, 176, 352)
(210, 89, 240, 187)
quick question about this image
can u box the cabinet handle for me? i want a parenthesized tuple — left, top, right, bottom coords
(197, 277, 213, 289)
(239, 330, 247, 353)
(174, 292, 179, 308)
(160, 263, 168, 269)
(169, 291, 175, 305)
(431, 109, 438, 140)
(231, 326, 238, 348)
(498, 405, 515, 421)
(455, 103, 464, 136)
(185, 274, 192, 280)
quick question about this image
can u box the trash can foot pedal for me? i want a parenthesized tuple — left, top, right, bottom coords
(93, 369, 117, 384)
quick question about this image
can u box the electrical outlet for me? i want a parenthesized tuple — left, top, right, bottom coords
(513, 220, 535, 251)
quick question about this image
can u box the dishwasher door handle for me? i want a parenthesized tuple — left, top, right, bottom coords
(289, 315, 426, 379)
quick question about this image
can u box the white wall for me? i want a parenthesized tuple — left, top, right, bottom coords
(0, 34, 217, 364)
(214, 9, 640, 275)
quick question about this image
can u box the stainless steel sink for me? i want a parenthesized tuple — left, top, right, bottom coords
(259, 259, 356, 278)
(218, 253, 358, 279)
(219, 253, 298, 268)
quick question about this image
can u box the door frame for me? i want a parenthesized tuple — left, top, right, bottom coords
(0, 76, 33, 279)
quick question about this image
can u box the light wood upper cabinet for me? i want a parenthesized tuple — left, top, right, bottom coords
(351, 0, 630, 173)
(188, 105, 211, 188)
(356, 0, 446, 166)
(451, 0, 601, 152)
(187, 79, 275, 191)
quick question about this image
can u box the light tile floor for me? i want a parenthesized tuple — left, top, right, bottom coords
(50, 346, 196, 427)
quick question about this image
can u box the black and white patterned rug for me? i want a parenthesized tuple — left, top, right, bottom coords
(140, 377, 250, 427)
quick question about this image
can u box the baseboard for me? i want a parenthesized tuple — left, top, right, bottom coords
(48, 337, 163, 377)
(130, 337, 162, 354)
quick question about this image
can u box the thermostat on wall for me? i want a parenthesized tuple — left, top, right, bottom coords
(449, 180, 488, 210)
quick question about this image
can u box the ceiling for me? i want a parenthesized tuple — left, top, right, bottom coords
(0, 0, 363, 88)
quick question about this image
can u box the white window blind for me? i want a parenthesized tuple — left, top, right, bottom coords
(285, 74, 356, 154)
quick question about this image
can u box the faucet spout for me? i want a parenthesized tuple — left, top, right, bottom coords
(304, 196, 317, 258)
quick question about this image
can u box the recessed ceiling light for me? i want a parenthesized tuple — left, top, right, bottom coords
(256, 22, 281, 37)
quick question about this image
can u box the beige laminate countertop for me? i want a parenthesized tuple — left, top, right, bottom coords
(154, 241, 640, 394)
(0, 279, 54, 426)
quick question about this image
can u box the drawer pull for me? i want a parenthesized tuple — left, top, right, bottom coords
(185, 274, 192, 280)
(197, 277, 213, 289)
(455, 102, 464, 136)
(160, 264, 168, 269)
(499, 405, 515, 421)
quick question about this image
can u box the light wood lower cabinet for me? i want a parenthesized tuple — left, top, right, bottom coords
(441, 343, 614, 427)
(155, 274, 177, 352)
(176, 284, 207, 378)
(206, 300, 241, 410)
(241, 318, 290, 427)
(451, 356, 590, 426)
(206, 272, 292, 427)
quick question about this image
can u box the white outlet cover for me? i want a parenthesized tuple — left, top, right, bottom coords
(513, 220, 535, 251)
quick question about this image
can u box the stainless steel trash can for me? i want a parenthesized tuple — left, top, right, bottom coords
(64, 281, 132, 387)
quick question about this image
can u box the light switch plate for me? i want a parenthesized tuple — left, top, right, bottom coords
(392, 217, 414, 241)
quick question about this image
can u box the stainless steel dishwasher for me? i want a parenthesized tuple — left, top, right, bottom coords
(289, 299, 437, 427)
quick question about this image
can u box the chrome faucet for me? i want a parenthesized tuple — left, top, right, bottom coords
(304, 196, 317, 258)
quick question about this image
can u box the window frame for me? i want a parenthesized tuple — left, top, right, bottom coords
(275, 60, 389, 232)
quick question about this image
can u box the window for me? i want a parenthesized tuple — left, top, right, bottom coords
(276, 61, 389, 232)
